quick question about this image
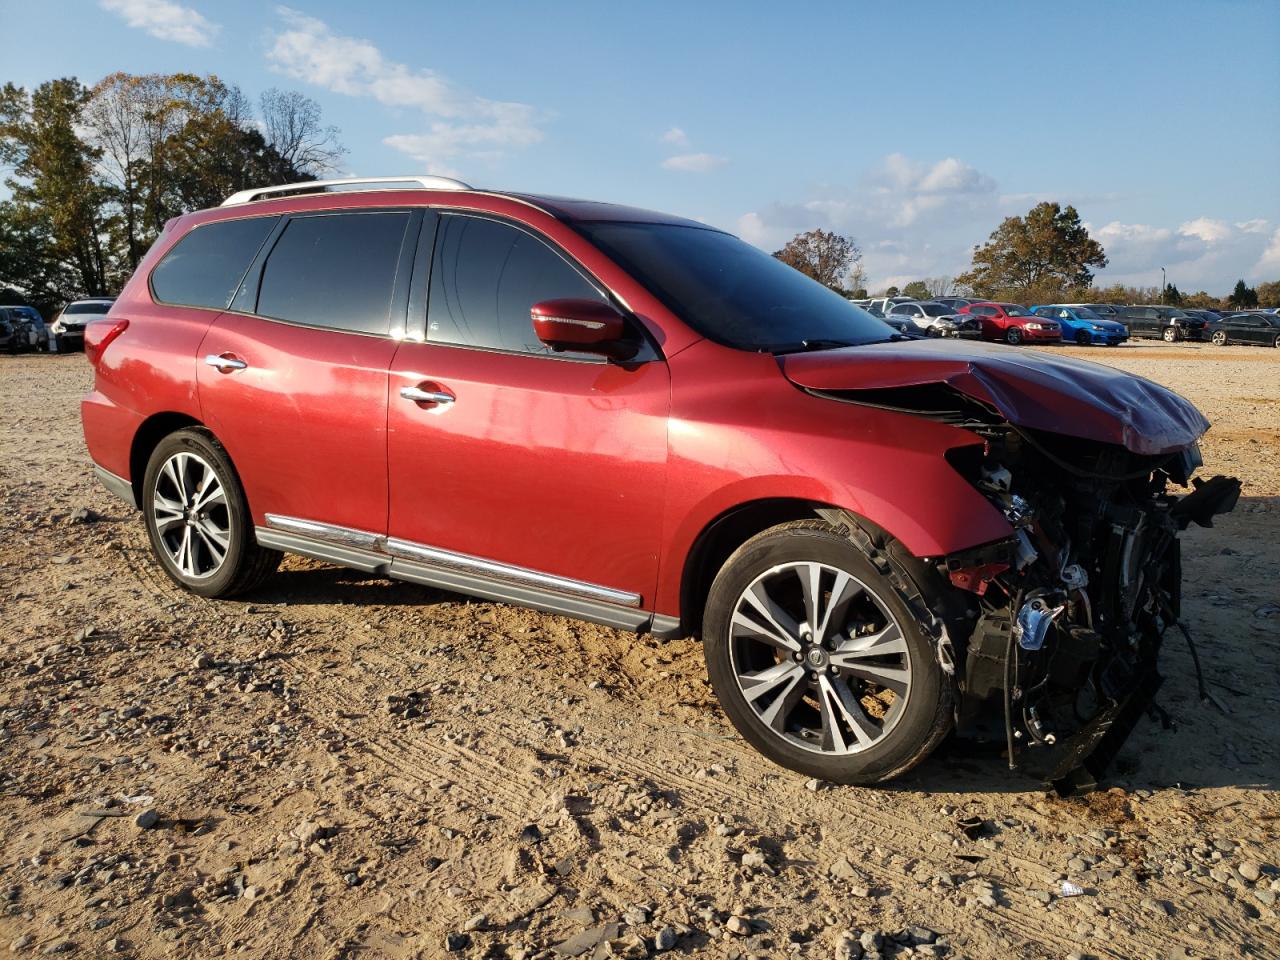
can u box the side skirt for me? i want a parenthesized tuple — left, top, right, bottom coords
(254, 524, 662, 635)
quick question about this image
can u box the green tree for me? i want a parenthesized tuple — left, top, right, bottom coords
(884, 286, 900, 297)
(1163, 283, 1182, 305)
(957, 202, 1107, 303)
(0, 78, 114, 310)
(1255, 280, 1280, 307)
(773, 229, 863, 291)
(1228, 279, 1258, 309)
(902, 280, 931, 300)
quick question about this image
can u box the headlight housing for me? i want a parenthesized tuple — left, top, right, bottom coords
(1025, 322, 1042, 331)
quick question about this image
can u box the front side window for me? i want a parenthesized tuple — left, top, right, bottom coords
(151, 216, 279, 310)
(427, 214, 606, 354)
(257, 212, 410, 335)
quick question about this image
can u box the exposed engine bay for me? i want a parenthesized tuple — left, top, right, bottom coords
(944, 425, 1241, 793)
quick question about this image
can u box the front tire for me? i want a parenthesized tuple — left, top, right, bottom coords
(1075, 330, 1090, 346)
(1005, 327, 1023, 345)
(142, 428, 280, 598)
(702, 521, 951, 785)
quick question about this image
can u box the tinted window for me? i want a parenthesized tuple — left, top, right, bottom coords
(257, 212, 409, 335)
(575, 221, 892, 352)
(152, 216, 279, 309)
(890, 304, 914, 315)
(428, 215, 605, 354)
(920, 303, 951, 316)
(65, 301, 114, 314)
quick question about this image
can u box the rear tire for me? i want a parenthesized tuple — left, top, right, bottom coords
(1162, 326, 1179, 343)
(142, 428, 280, 598)
(702, 521, 951, 785)
(1211, 330, 1227, 346)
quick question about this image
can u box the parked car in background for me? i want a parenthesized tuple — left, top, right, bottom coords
(865, 296, 916, 317)
(51, 298, 116, 350)
(0, 305, 49, 351)
(959, 301, 1060, 344)
(1030, 305, 1129, 346)
(0, 314, 16, 353)
(1180, 308, 1221, 325)
(1120, 305, 1206, 342)
(1206, 311, 1280, 347)
(1066, 303, 1127, 325)
(888, 300, 982, 338)
(77, 174, 1238, 789)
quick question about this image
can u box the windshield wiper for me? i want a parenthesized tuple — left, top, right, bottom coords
(771, 338, 862, 354)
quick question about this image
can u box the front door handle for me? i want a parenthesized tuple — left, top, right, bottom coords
(205, 353, 247, 373)
(400, 385, 455, 405)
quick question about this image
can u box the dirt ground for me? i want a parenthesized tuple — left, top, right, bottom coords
(1, 340, 1277, 960)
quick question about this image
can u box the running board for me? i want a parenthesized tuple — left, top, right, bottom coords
(254, 519, 665, 636)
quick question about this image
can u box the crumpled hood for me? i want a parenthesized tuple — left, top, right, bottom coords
(781, 339, 1209, 455)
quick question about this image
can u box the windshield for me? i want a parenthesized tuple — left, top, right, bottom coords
(65, 301, 113, 315)
(920, 303, 952, 316)
(1084, 304, 1118, 316)
(1071, 307, 1103, 320)
(575, 221, 893, 351)
(1002, 304, 1030, 317)
(12, 307, 41, 320)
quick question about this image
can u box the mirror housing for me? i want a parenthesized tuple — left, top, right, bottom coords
(531, 299, 637, 361)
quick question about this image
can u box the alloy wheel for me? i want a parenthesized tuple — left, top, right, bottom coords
(728, 561, 911, 755)
(151, 451, 231, 579)
(1163, 327, 1178, 343)
(1212, 331, 1227, 346)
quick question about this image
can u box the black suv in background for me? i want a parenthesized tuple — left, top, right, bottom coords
(1120, 305, 1206, 342)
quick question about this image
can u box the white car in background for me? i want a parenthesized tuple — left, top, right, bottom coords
(51, 298, 115, 350)
(888, 300, 983, 338)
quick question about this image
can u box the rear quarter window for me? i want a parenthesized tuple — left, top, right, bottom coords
(151, 216, 281, 310)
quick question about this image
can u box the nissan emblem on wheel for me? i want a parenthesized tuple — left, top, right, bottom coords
(80, 176, 1239, 790)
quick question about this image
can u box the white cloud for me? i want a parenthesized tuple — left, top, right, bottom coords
(661, 127, 689, 146)
(661, 152, 728, 173)
(1090, 217, 1277, 289)
(266, 7, 543, 173)
(100, 0, 218, 47)
(1255, 228, 1280, 274)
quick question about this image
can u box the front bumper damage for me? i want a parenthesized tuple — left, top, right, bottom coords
(946, 438, 1240, 794)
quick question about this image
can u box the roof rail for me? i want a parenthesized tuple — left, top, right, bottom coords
(221, 175, 472, 207)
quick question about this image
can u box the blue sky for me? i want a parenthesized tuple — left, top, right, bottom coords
(4, 0, 1279, 292)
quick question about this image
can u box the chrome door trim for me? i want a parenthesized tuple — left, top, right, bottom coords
(384, 537, 641, 608)
(264, 513, 382, 549)
(260, 514, 641, 608)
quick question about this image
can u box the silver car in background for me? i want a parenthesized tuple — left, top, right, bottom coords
(50, 298, 115, 350)
(888, 300, 983, 338)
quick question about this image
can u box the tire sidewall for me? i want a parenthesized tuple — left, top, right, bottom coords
(1212, 331, 1227, 346)
(1005, 328, 1022, 345)
(142, 429, 251, 598)
(1163, 326, 1177, 342)
(702, 525, 947, 784)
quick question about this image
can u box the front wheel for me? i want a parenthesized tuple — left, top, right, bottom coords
(142, 428, 280, 598)
(1211, 330, 1227, 346)
(702, 522, 951, 784)
(1005, 327, 1023, 345)
(1162, 326, 1179, 343)
(1075, 330, 1091, 346)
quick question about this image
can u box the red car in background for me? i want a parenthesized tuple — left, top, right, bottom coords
(960, 301, 1061, 345)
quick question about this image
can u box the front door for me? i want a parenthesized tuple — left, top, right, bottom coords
(386, 213, 670, 610)
(197, 209, 418, 534)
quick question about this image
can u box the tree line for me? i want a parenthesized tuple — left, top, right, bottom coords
(1, 74, 345, 317)
(773, 201, 1279, 309)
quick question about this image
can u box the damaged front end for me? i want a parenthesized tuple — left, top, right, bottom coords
(946, 427, 1240, 793)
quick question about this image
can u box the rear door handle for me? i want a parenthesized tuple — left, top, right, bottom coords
(400, 385, 455, 405)
(205, 353, 247, 373)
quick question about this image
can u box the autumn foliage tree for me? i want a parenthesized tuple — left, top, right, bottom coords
(956, 202, 1107, 304)
(773, 229, 864, 292)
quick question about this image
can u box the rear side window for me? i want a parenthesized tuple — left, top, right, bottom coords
(427, 214, 605, 354)
(257, 212, 410, 335)
(151, 216, 279, 309)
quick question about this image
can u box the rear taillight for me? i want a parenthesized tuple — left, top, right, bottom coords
(84, 318, 129, 367)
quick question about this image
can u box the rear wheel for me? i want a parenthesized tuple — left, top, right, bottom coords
(1005, 327, 1023, 345)
(1162, 326, 1179, 343)
(702, 522, 951, 784)
(1211, 330, 1227, 346)
(142, 429, 280, 598)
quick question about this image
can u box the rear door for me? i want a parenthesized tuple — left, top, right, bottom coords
(385, 212, 670, 617)
(196, 209, 419, 536)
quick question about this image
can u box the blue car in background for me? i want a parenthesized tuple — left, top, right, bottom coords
(1031, 304, 1130, 345)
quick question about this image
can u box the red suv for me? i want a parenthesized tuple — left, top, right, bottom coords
(81, 177, 1237, 789)
(961, 301, 1060, 345)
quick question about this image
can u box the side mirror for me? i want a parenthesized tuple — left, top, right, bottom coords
(531, 299, 637, 361)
